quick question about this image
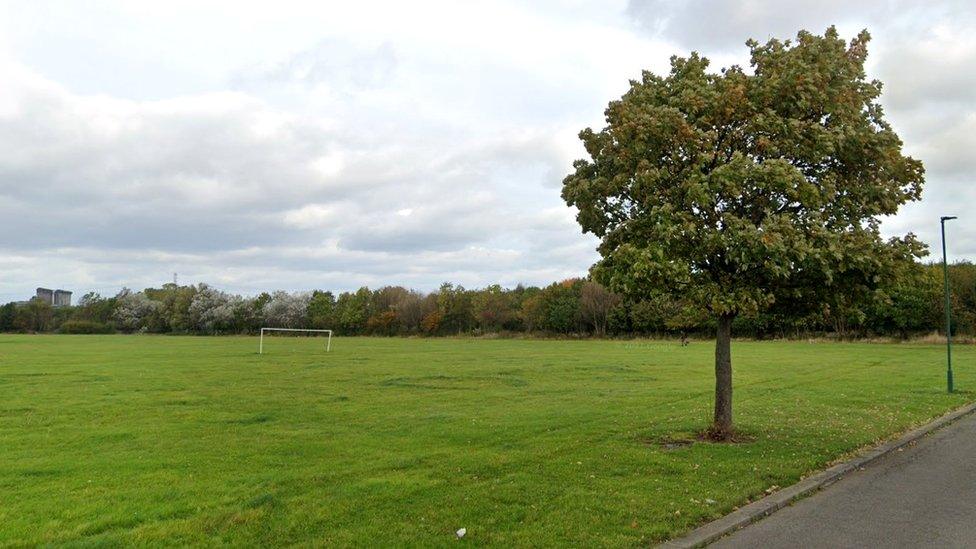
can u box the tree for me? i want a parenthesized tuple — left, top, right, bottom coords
(262, 291, 311, 328)
(335, 287, 372, 334)
(73, 292, 116, 326)
(866, 264, 940, 338)
(420, 309, 443, 335)
(307, 290, 337, 329)
(946, 262, 976, 335)
(630, 295, 707, 336)
(540, 279, 583, 334)
(519, 291, 545, 333)
(562, 28, 925, 439)
(0, 302, 16, 332)
(436, 283, 473, 335)
(18, 299, 54, 332)
(579, 281, 621, 336)
(113, 289, 160, 333)
(144, 283, 197, 333)
(372, 286, 410, 314)
(394, 290, 430, 334)
(188, 284, 241, 334)
(367, 286, 416, 335)
(472, 284, 514, 333)
(231, 297, 261, 333)
(366, 310, 399, 335)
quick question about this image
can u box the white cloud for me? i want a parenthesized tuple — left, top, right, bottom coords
(283, 204, 338, 229)
(0, 1, 973, 301)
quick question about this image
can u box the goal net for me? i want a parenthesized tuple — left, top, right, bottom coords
(259, 328, 333, 354)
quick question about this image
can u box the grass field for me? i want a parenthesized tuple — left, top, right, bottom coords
(1, 335, 973, 546)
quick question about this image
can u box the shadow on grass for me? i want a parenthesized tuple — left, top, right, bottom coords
(224, 413, 274, 425)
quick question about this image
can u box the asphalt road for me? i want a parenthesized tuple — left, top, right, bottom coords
(712, 411, 976, 548)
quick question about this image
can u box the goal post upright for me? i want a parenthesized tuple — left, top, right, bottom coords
(259, 327, 333, 354)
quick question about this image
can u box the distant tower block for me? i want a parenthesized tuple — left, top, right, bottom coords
(35, 287, 54, 305)
(53, 290, 72, 307)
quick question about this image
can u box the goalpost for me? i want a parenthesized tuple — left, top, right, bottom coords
(259, 328, 332, 354)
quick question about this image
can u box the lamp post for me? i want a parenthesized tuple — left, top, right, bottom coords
(941, 216, 957, 393)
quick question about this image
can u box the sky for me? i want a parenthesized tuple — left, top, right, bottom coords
(1, 0, 974, 302)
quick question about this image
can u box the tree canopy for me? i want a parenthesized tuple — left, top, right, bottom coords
(562, 27, 925, 437)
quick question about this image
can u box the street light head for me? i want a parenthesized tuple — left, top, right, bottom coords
(941, 216, 958, 222)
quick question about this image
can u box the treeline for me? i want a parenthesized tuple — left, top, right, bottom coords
(3, 262, 976, 339)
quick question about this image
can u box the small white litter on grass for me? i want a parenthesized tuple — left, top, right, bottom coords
(456, 528, 466, 539)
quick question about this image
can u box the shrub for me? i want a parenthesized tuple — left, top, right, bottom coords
(59, 320, 113, 334)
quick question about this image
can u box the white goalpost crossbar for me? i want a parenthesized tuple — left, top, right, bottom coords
(259, 328, 333, 354)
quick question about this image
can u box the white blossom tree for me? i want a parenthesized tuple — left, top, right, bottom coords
(188, 284, 242, 334)
(262, 291, 312, 328)
(113, 289, 160, 333)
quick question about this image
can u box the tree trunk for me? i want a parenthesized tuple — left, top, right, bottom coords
(712, 314, 734, 440)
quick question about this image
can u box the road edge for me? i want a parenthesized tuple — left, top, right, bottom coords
(659, 401, 976, 548)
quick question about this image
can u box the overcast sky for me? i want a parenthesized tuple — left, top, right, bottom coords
(1, 1, 974, 302)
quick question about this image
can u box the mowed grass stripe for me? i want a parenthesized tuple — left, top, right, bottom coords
(0, 335, 972, 545)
